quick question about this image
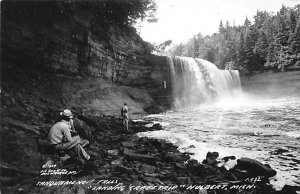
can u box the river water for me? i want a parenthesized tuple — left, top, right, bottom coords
(137, 57, 299, 190)
(139, 94, 300, 190)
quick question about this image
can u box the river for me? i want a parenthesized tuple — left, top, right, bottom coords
(137, 57, 300, 190)
(139, 93, 300, 190)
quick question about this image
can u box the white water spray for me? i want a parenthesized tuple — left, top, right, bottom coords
(168, 56, 241, 108)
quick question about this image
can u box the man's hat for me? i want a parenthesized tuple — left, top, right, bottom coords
(60, 109, 74, 119)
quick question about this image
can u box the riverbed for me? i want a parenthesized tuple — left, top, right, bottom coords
(139, 94, 300, 190)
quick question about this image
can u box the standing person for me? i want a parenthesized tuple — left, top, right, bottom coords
(111, 71, 115, 84)
(121, 103, 129, 132)
(48, 109, 90, 161)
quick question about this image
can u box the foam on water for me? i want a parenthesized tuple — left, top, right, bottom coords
(284, 131, 300, 138)
(138, 130, 268, 162)
(139, 96, 300, 190)
(142, 57, 299, 190)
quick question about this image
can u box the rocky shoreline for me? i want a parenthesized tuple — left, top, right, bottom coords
(1, 112, 298, 194)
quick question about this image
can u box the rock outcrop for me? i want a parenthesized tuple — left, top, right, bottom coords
(1, 1, 173, 116)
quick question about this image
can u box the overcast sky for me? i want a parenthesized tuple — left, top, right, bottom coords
(139, 0, 300, 44)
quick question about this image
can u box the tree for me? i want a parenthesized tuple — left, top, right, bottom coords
(289, 10, 297, 34)
(265, 41, 277, 69)
(254, 11, 269, 29)
(203, 48, 216, 63)
(291, 25, 300, 54)
(157, 40, 173, 51)
(254, 31, 269, 67)
(219, 20, 225, 33)
(192, 36, 200, 58)
(244, 17, 252, 28)
(59, 0, 157, 27)
(243, 28, 259, 73)
(166, 4, 300, 73)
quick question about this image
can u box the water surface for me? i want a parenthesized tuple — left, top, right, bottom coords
(139, 95, 300, 190)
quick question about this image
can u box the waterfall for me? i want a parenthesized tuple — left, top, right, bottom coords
(168, 56, 241, 108)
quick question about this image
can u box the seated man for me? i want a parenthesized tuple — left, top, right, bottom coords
(48, 109, 90, 161)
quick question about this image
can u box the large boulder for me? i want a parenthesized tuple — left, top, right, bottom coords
(73, 118, 95, 141)
(237, 157, 277, 178)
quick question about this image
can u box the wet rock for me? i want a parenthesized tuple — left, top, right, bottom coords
(83, 161, 99, 173)
(63, 157, 84, 167)
(123, 148, 158, 165)
(116, 164, 133, 174)
(277, 185, 297, 194)
(121, 141, 138, 148)
(138, 136, 149, 144)
(187, 161, 220, 177)
(163, 151, 190, 163)
(222, 156, 236, 162)
(111, 158, 123, 166)
(36, 139, 53, 155)
(229, 168, 249, 180)
(174, 162, 186, 170)
(140, 164, 156, 174)
(73, 118, 94, 141)
(187, 145, 196, 149)
(177, 177, 191, 184)
(135, 148, 149, 154)
(77, 115, 98, 129)
(0, 176, 21, 186)
(1, 117, 40, 135)
(140, 176, 164, 184)
(202, 152, 219, 166)
(237, 157, 277, 178)
(187, 159, 199, 166)
(143, 173, 162, 178)
(271, 148, 289, 155)
(107, 149, 119, 156)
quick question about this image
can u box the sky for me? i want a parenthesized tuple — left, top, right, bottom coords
(138, 0, 300, 44)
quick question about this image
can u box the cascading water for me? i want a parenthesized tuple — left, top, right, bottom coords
(140, 56, 300, 190)
(168, 56, 241, 108)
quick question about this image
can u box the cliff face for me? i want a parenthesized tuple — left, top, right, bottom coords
(1, 2, 172, 116)
(0, 3, 174, 189)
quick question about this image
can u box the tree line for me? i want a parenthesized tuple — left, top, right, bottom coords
(167, 5, 300, 75)
(1, 0, 157, 29)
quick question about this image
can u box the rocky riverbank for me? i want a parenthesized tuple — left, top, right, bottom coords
(1, 110, 298, 194)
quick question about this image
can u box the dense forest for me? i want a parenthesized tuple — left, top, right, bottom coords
(166, 5, 300, 75)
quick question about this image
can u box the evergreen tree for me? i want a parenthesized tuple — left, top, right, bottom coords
(291, 25, 300, 54)
(219, 20, 225, 33)
(254, 31, 269, 67)
(193, 36, 200, 58)
(265, 41, 277, 69)
(204, 48, 216, 63)
(289, 10, 297, 34)
(243, 28, 259, 73)
(237, 31, 246, 71)
(166, 4, 300, 73)
(244, 17, 251, 28)
(254, 11, 269, 29)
